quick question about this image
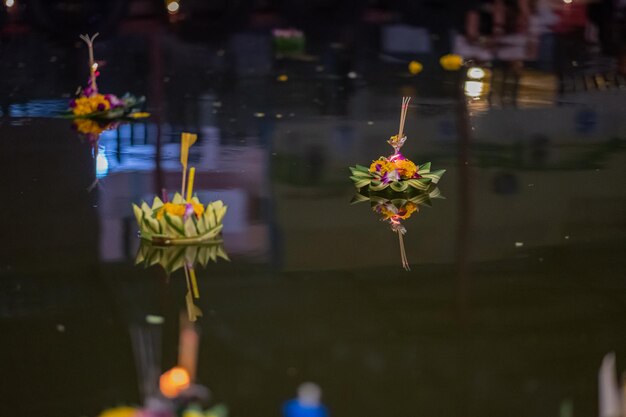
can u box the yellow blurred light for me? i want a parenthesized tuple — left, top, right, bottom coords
(563, 0, 572, 3)
(167, 1, 180, 13)
(467, 67, 486, 80)
(5, 0, 15, 8)
(464, 81, 484, 98)
(440, 54, 463, 71)
(159, 366, 190, 398)
(277, 74, 288, 82)
(408, 61, 423, 75)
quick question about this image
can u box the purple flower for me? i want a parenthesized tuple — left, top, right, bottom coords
(69, 99, 76, 108)
(183, 203, 194, 222)
(105, 94, 123, 108)
(381, 169, 400, 184)
(97, 103, 105, 111)
(389, 153, 406, 162)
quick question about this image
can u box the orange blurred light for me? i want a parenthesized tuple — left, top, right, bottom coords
(159, 366, 190, 398)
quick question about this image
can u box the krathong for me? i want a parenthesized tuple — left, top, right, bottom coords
(352, 186, 444, 271)
(349, 97, 445, 192)
(133, 132, 227, 245)
(66, 33, 148, 121)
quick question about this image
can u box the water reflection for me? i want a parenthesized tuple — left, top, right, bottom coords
(2, 4, 626, 417)
(352, 187, 444, 271)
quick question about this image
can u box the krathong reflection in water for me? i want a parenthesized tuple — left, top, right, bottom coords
(351, 186, 444, 271)
(99, 305, 228, 417)
(135, 241, 229, 322)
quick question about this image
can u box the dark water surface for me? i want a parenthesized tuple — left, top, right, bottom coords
(1, 26, 626, 417)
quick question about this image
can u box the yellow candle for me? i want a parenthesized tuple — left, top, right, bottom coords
(186, 167, 195, 201)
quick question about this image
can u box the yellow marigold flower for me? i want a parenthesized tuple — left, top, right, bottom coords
(72, 94, 111, 116)
(369, 158, 394, 174)
(98, 406, 138, 417)
(394, 159, 418, 179)
(156, 202, 205, 220)
(378, 202, 418, 221)
(74, 119, 106, 135)
(440, 54, 463, 71)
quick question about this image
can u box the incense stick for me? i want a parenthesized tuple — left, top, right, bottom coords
(397, 96, 411, 139)
(79, 33, 99, 94)
(398, 231, 410, 271)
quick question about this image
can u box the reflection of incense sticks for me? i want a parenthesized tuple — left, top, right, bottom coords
(79, 33, 99, 94)
(398, 231, 410, 271)
(397, 97, 411, 139)
(178, 313, 200, 382)
(130, 324, 162, 403)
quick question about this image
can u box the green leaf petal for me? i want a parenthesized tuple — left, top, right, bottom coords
(172, 193, 184, 204)
(370, 182, 389, 191)
(184, 218, 197, 237)
(132, 204, 143, 225)
(164, 213, 185, 236)
(390, 181, 408, 192)
(350, 176, 371, 189)
(422, 169, 446, 184)
(151, 197, 164, 210)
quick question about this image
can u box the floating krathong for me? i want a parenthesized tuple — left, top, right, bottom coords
(349, 97, 445, 192)
(133, 132, 227, 245)
(352, 186, 444, 271)
(65, 33, 148, 121)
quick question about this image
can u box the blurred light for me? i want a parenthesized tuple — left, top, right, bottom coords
(96, 147, 109, 178)
(563, 0, 572, 3)
(408, 60, 423, 75)
(467, 67, 486, 80)
(159, 367, 190, 398)
(464, 81, 484, 98)
(277, 74, 288, 82)
(283, 382, 328, 417)
(298, 382, 322, 406)
(91, 63, 98, 71)
(167, 1, 180, 14)
(440, 54, 463, 71)
(5, 0, 14, 8)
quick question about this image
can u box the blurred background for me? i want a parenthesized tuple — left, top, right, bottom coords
(1, 1, 626, 417)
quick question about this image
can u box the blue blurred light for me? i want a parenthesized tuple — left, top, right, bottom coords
(282, 400, 329, 417)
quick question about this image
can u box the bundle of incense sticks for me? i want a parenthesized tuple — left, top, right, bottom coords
(388, 96, 411, 154)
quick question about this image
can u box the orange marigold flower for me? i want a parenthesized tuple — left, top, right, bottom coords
(156, 202, 204, 220)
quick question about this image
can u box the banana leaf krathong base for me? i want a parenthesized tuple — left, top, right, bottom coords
(133, 194, 227, 246)
(350, 160, 445, 192)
